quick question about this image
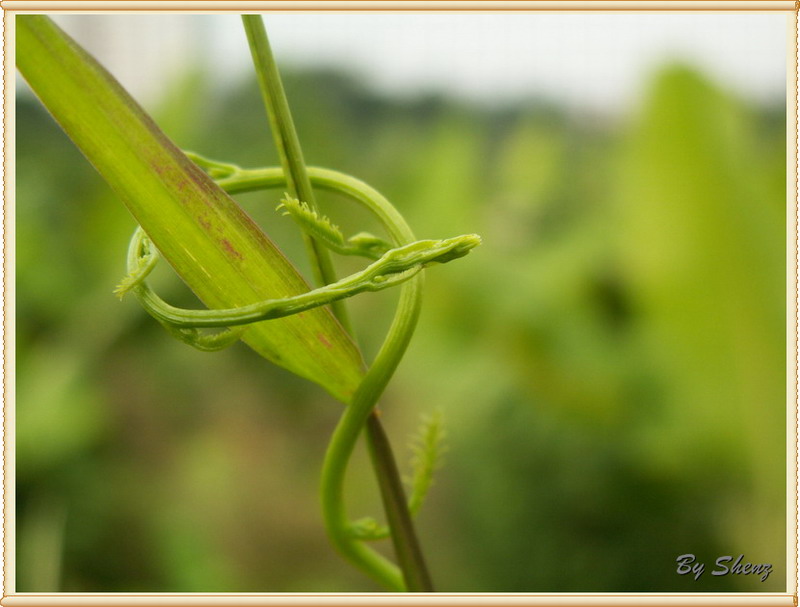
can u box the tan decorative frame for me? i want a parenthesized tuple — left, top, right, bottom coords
(2, 2, 797, 606)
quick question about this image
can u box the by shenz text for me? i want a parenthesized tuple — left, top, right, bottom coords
(676, 554, 772, 582)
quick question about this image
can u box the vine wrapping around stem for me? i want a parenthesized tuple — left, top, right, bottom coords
(241, 18, 434, 590)
(135, 156, 479, 591)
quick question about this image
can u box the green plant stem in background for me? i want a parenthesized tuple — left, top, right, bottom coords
(241, 17, 435, 591)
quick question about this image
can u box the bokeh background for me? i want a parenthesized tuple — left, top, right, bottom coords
(14, 12, 788, 592)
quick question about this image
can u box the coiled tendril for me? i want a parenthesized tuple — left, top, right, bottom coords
(118, 155, 480, 591)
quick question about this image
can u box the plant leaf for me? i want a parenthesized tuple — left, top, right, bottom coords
(16, 15, 364, 402)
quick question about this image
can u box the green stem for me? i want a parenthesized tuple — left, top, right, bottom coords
(365, 413, 434, 592)
(242, 15, 348, 326)
(240, 18, 435, 592)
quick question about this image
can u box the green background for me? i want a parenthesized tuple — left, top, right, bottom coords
(15, 20, 786, 592)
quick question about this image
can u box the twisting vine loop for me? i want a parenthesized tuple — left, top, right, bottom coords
(118, 155, 480, 591)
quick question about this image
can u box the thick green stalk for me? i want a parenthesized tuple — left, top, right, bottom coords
(240, 17, 435, 592)
(16, 14, 364, 403)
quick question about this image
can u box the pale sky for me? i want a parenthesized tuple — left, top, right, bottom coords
(50, 12, 788, 113)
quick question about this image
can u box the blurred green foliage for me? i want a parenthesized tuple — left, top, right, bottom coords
(15, 55, 785, 592)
